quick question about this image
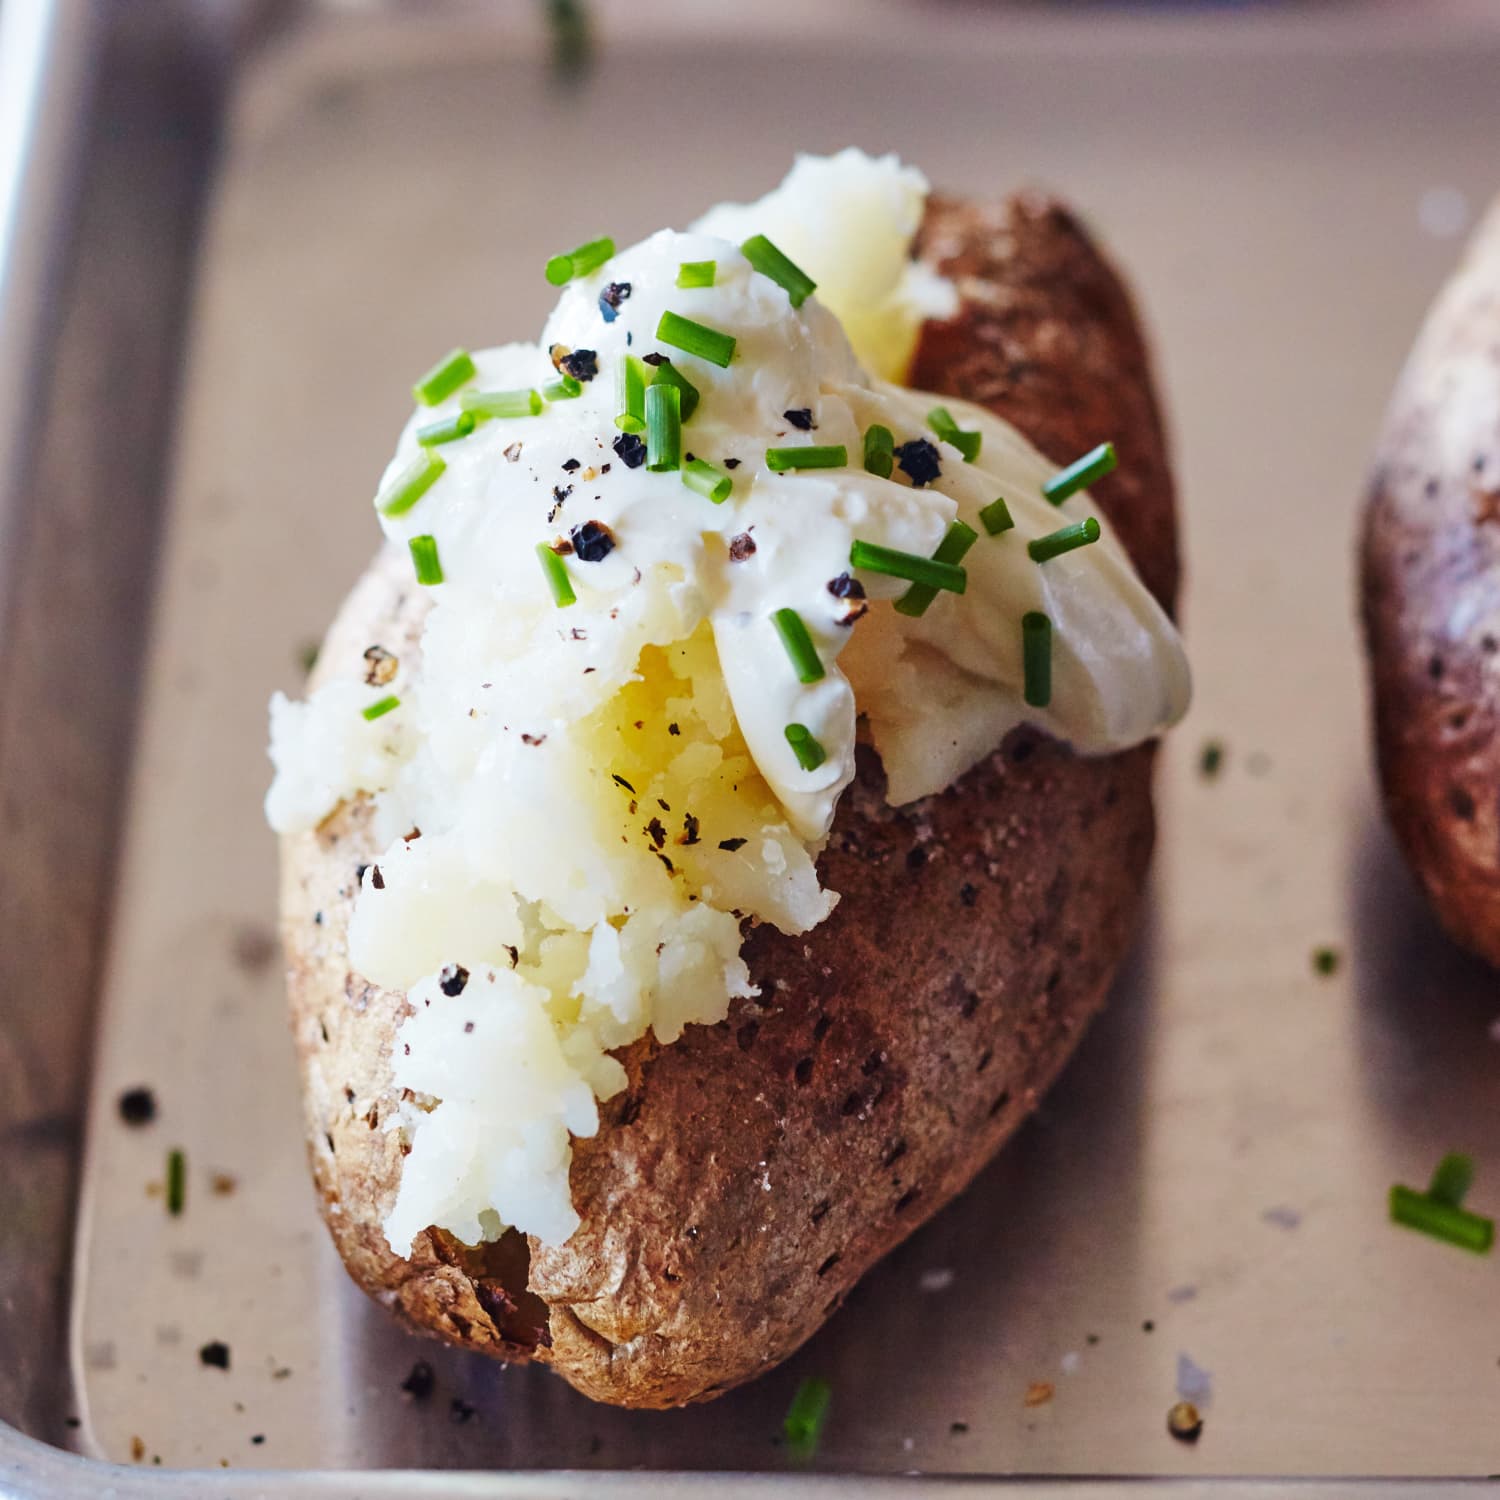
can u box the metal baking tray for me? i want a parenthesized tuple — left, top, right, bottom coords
(4, 0, 1500, 1493)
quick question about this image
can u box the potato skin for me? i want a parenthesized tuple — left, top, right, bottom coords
(1361, 199, 1500, 969)
(280, 191, 1180, 1406)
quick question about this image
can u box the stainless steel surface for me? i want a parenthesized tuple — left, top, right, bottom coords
(5, 0, 1500, 1493)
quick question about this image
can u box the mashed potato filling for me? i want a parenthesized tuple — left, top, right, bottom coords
(266, 151, 1191, 1252)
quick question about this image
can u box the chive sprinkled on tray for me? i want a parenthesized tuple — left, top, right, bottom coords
(166, 1148, 186, 1216)
(536, 542, 576, 607)
(462, 387, 543, 420)
(895, 520, 979, 618)
(416, 412, 476, 447)
(1389, 1184, 1493, 1253)
(1043, 441, 1117, 505)
(650, 359, 700, 422)
(848, 538, 966, 595)
(978, 496, 1015, 537)
(376, 452, 446, 517)
(682, 457, 733, 504)
(766, 444, 847, 472)
(741, 234, 816, 308)
(363, 694, 401, 721)
(676, 259, 716, 289)
(408, 534, 443, 586)
(1028, 516, 1101, 563)
(1312, 946, 1340, 977)
(646, 382, 682, 471)
(616, 354, 648, 433)
(1022, 611, 1052, 708)
(771, 608, 825, 683)
(863, 424, 895, 479)
(784, 723, 827, 772)
(927, 405, 982, 463)
(656, 311, 737, 368)
(783, 1375, 832, 1454)
(411, 348, 476, 407)
(543, 374, 583, 403)
(545, 236, 615, 286)
(1429, 1152, 1475, 1208)
(1200, 740, 1225, 779)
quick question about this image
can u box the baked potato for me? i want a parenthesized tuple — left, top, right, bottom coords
(1362, 198, 1500, 968)
(275, 176, 1183, 1407)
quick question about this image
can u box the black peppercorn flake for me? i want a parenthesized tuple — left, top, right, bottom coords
(199, 1341, 231, 1371)
(599, 282, 631, 321)
(896, 437, 942, 487)
(719, 837, 748, 852)
(570, 519, 616, 562)
(959, 882, 978, 907)
(521, 732, 547, 746)
(728, 532, 757, 562)
(783, 407, 815, 431)
(463, 1021, 474, 1034)
(439, 964, 469, 997)
(723, 456, 741, 469)
(611, 774, 636, 794)
(363, 643, 398, 687)
(503, 441, 523, 463)
(450, 1397, 478, 1424)
(680, 812, 700, 846)
(561, 458, 581, 473)
(646, 817, 667, 849)
(668, 722, 680, 735)
(828, 573, 865, 601)
(400, 1361, 435, 1401)
(118, 1087, 157, 1126)
(370, 865, 385, 890)
(641, 351, 667, 367)
(560, 348, 598, 382)
(612, 432, 647, 469)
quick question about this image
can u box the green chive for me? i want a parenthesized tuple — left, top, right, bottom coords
(1390, 1184, 1493, 1253)
(895, 520, 979, 618)
(416, 412, 476, 447)
(543, 373, 583, 403)
(1200, 740, 1225, 779)
(411, 348, 476, 407)
(544, 236, 615, 286)
(927, 405, 982, 463)
(1028, 516, 1101, 563)
(766, 444, 847, 473)
(650, 358, 700, 422)
(166, 1148, 186, 1217)
(979, 496, 1015, 536)
(376, 452, 446, 517)
(771, 608, 824, 683)
(461, 387, 543, 420)
(536, 542, 576, 607)
(783, 1376, 832, 1454)
(784, 723, 827, 772)
(863, 424, 895, 479)
(1043, 441, 1117, 505)
(657, 310, 736, 368)
(676, 259, 716, 289)
(645, 381, 681, 471)
(616, 354, 648, 433)
(848, 538, 966, 595)
(1312, 946, 1340, 977)
(682, 457, 733, 504)
(1022, 612, 1052, 708)
(363, 694, 400, 721)
(742, 234, 816, 309)
(408, 534, 443, 586)
(1429, 1153, 1476, 1209)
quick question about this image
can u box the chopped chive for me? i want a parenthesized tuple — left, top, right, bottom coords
(783, 1375, 832, 1454)
(682, 457, 733, 504)
(412, 348, 476, 406)
(543, 374, 582, 403)
(766, 444, 847, 472)
(927, 405, 982, 463)
(461, 387, 543, 420)
(656, 310, 736, 368)
(536, 542, 576, 607)
(1022, 611, 1052, 708)
(362, 694, 401, 721)
(408, 534, 443, 586)
(1312, 946, 1340, 977)
(1200, 740, 1225, 779)
(1429, 1153, 1476, 1209)
(166, 1148, 186, 1217)
(1043, 441, 1117, 505)
(1028, 516, 1101, 563)
(544, 236, 615, 286)
(645, 381, 681, 471)
(650, 359, 700, 422)
(416, 412, 476, 447)
(894, 520, 979, 618)
(741, 234, 817, 309)
(771, 608, 825, 683)
(863, 424, 895, 478)
(1390, 1184, 1493, 1253)
(676, 259, 716, 289)
(784, 722, 827, 772)
(848, 538, 966, 595)
(616, 354, 648, 433)
(979, 496, 1015, 536)
(376, 451, 446, 517)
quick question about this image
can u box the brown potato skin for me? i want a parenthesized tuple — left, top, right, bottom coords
(1361, 199, 1500, 969)
(280, 191, 1180, 1406)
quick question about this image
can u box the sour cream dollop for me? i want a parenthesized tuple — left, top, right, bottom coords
(266, 151, 1190, 1253)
